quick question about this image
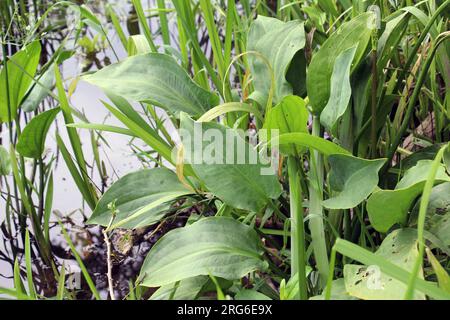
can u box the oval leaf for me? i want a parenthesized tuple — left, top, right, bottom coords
(307, 12, 375, 114)
(411, 182, 450, 248)
(83, 53, 219, 117)
(0, 41, 41, 121)
(181, 114, 282, 212)
(88, 168, 191, 229)
(323, 154, 385, 209)
(21, 65, 55, 112)
(139, 217, 268, 287)
(320, 46, 357, 134)
(16, 108, 60, 158)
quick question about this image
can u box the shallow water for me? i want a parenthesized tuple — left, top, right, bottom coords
(0, 0, 173, 292)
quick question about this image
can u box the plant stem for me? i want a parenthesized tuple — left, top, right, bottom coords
(308, 116, 329, 287)
(287, 156, 308, 300)
(370, 41, 378, 158)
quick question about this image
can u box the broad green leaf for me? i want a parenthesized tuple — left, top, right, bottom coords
(411, 182, 450, 248)
(0, 41, 41, 122)
(150, 276, 209, 300)
(344, 229, 425, 300)
(139, 217, 268, 287)
(180, 114, 282, 212)
(83, 53, 219, 117)
(307, 13, 375, 114)
(320, 46, 357, 134)
(21, 65, 55, 112)
(264, 95, 309, 156)
(367, 160, 450, 233)
(247, 16, 305, 105)
(88, 168, 191, 229)
(323, 155, 385, 209)
(16, 108, 60, 158)
(235, 289, 271, 300)
(0, 146, 11, 176)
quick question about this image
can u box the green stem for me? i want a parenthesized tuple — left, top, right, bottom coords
(325, 245, 338, 300)
(287, 156, 308, 300)
(308, 116, 329, 287)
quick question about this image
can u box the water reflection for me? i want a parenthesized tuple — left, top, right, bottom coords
(0, 0, 161, 294)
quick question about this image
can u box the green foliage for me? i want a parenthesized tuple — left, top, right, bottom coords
(0, 41, 41, 122)
(367, 160, 450, 233)
(307, 13, 375, 114)
(17, 108, 60, 158)
(247, 16, 305, 106)
(264, 95, 309, 155)
(139, 217, 268, 287)
(181, 113, 282, 212)
(88, 168, 191, 229)
(1, 0, 449, 302)
(83, 53, 220, 117)
(344, 229, 425, 300)
(323, 154, 385, 209)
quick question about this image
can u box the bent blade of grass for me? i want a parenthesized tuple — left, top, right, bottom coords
(330, 238, 450, 300)
(56, 134, 96, 209)
(67, 123, 136, 137)
(13, 258, 27, 298)
(107, 5, 128, 51)
(55, 65, 97, 209)
(44, 172, 54, 243)
(270, 133, 351, 157)
(156, 0, 171, 47)
(198, 102, 263, 123)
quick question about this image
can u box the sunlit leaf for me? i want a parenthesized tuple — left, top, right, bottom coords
(88, 168, 191, 229)
(140, 217, 268, 287)
(83, 53, 219, 117)
(181, 114, 282, 212)
(0, 41, 41, 122)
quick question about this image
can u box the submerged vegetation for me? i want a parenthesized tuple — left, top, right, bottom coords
(0, 0, 449, 300)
